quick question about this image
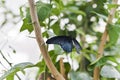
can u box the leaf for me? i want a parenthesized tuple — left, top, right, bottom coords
(108, 27, 119, 44)
(0, 62, 34, 80)
(90, 57, 106, 67)
(35, 60, 46, 73)
(88, 56, 118, 71)
(37, 1, 52, 21)
(93, 0, 108, 16)
(6, 73, 14, 80)
(54, 61, 60, 71)
(54, 61, 70, 73)
(49, 50, 58, 63)
(20, 18, 33, 33)
(42, 31, 49, 38)
(107, 4, 119, 9)
(51, 22, 60, 35)
(53, 0, 64, 10)
(54, 45, 63, 54)
(106, 24, 120, 47)
(20, 2, 51, 33)
(113, 24, 120, 32)
(51, 0, 65, 15)
(19, 6, 24, 18)
(69, 71, 92, 80)
(51, 8, 60, 15)
(26, 8, 32, 23)
(64, 7, 86, 16)
(68, 31, 77, 38)
(64, 62, 71, 74)
(116, 65, 120, 72)
(100, 65, 120, 78)
(76, 28, 85, 36)
(91, 11, 107, 20)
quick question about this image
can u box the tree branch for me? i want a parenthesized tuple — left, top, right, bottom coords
(93, 0, 118, 80)
(28, 0, 65, 80)
(60, 58, 66, 79)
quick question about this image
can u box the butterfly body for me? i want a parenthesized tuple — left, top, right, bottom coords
(46, 36, 82, 54)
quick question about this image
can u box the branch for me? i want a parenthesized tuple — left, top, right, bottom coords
(28, 0, 65, 80)
(60, 58, 66, 79)
(93, 0, 118, 80)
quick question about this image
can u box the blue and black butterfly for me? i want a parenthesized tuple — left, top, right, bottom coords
(46, 36, 82, 54)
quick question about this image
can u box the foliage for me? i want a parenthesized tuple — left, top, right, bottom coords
(1, 0, 120, 80)
(0, 62, 34, 80)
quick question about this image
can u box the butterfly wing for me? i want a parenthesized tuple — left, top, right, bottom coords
(46, 36, 73, 53)
(72, 38, 82, 54)
(60, 38, 73, 53)
(46, 36, 65, 45)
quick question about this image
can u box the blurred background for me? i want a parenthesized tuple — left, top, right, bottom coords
(0, 0, 40, 80)
(0, 0, 120, 80)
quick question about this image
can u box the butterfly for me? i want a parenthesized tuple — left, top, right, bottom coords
(46, 36, 82, 54)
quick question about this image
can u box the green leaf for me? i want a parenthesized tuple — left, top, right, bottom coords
(53, 0, 64, 10)
(113, 24, 120, 32)
(54, 45, 63, 54)
(19, 6, 24, 18)
(6, 73, 14, 80)
(107, 4, 119, 9)
(88, 56, 118, 71)
(37, 1, 52, 21)
(20, 18, 33, 33)
(64, 62, 71, 74)
(42, 31, 49, 38)
(51, 22, 60, 35)
(76, 28, 85, 36)
(96, 56, 117, 66)
(49, 50, 58, 63)
(54, 61, 70, 73)
(69, 71, 92, 80)
(51, 8, 60, 15)
(93, 0, 108, 16)
(64, 7, 86, 16)
(91, 11, 107, 20)
(26, 8, 32, 23)
(51, 0, 64, 15)
(68, 31, 77, 38)
(116, 65, 120, 72)
(0, 62, 34, 80)
(35, 60, 45, 73)
(20, 2, 51, 33)
(100, 65, 120, 78)
(108, 27, 119, 44)
(106, 24, 120, 47)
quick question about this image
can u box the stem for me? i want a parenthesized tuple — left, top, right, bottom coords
(60, 58, 66, 79)
(0, 51, 12, 66)
(28, 0, 65, 80)
(93, 0, 118, 80)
